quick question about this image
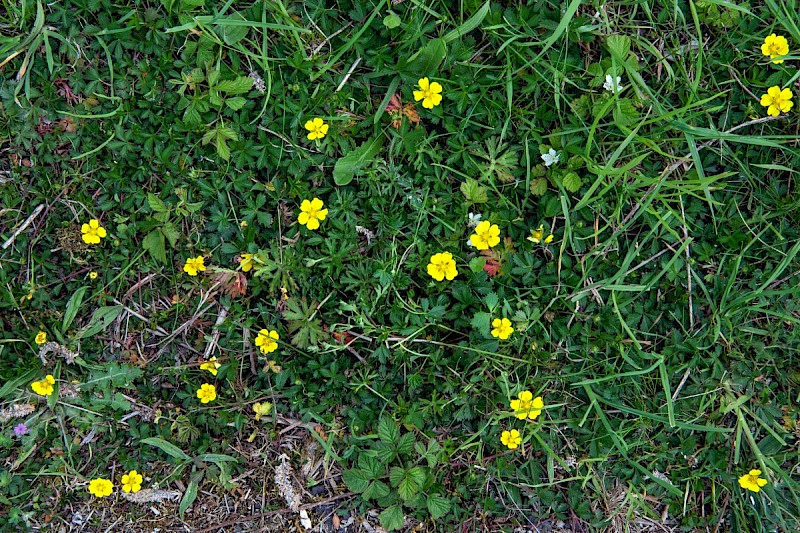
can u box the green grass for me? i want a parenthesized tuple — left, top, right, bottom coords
(2, 0, 800, 530)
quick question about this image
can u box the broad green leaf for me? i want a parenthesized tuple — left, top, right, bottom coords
(161, 223, 180, 248)
(460, 177, 488, 204)
(179, 479, 198, 519)
(442, 1, 490, 43)
(62, 286, 88, 332)
(405, 37, 447, 77)
(484, 292, 499, 311)
(562, 171, 582, 193)
(76, 305, 124, 339)
(215, 12, 249, 45)
(383, 12, 401, 29)
(468, 256, 486, 274)
(427, 493, 451, 519)
(378, 416, 400, 445)
(529, 177, 548, 196)
(470, 311, 492, 332)
(196, 453, 238, 464)
(343, 468, 370, 493)
(142, 229, 166, 263)
(333, 137, 383, 186)
(379, 505, 404, 531)
(214, 77, 254, 94)
(141, 437, 191, 462)
(606, 34, 631, 60)
(363, 480, 390, 500)
(147, 193, 168, 213)
(225, 96, 247, 111)
(388, 466, 405, 488)
(358, 455, 384, 477)
(396, 432, 415, 456)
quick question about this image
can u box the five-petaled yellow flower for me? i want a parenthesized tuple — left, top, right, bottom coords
(761, 34, 789, 64)
(760, 86, 794, 116)
(298, 198, 328, 230)
(89, 271, 98, 280)
(527, 225, 554, 244)
(31, 375, 55, 396)
(510, 391, 544, 420)
(197, 383, 217, 404)
(240, 253, 254, 272)
(253, 402, 273, 421)
(183, 256, 206, 276)
(427, 252, 458, 281)
(88, 478, 113, 498)
(738, 469, 768, 493)
(35, 331, 47, 345)
(121, 470, 143, 493)
(469, 221, 501, 250)
(413, 77, 443, 109)
(304, 117, 329, 140)
(255, 329, 280, 354)
(491, 317, 514, 340)
(200, 356, 221, 376)
(500, 429, 521, 450)
(81, 219, 107, 245)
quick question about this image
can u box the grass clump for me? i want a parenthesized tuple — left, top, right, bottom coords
(1, 0, 800, 531)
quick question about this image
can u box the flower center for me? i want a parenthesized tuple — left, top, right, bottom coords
(768, 43, 781, 55)
(747, 474, 758, 484)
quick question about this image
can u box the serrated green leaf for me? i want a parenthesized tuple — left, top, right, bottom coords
(141, 437, 191, 462)
(179, 479, 198, 519)
(363, 479, 391, 500)
(484, 292, 498, 311)
(396, 432, 415, 456)
(378, 416, 400, 444)
(62, 286, 88, 332)
(606, 34, 631, 61)
(397, 467, 425, 500)
(379, 505, 404, 531)
(225, 96, 247, 111)
(215, 13, 249, 45)
(147, 193, 168, 213)
(468, 256, 486, 273)
(383, 12, 401, 29)
(214, 76, 254, 94)
(374, 441, 396, 463)
(562, 171, 582, 192)
(470, 311, 492, 332)
(142, 229, 166, 263)
(343, 468, 370, 493)
(530, 177, 548, 196)
(358, 455, 384, 477)
(460, 177, 488, 204)
(161, 223, 180, 248)
(333, 137, 383, 186)
(427, 494, 451, 519)
(388, 466, 405, 487)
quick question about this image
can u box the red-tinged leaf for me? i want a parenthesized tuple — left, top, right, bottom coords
(484, 257, 501, 277)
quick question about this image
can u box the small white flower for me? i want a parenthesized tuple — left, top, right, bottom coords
(466, 238, 473, 247)
(467, 212, 482, 228)
(541, 148, 560, 167)
(603, 74, 623, 94)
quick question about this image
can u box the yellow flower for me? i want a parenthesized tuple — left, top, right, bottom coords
(121, 470, 143, 493)
(510, 391, 544, 420)
(266, 360, 282, 373)
(738, 469, 768, 493)
(88, 478, 114, 498)
(35, 331, 47, 345)
(183, 255, 206, 276)
(240, 220, 248, 228)
(240, 253, 254, 272)
(31, 375, 55, 396)
(196, 383, 217, 404)
(304, 117, 329, 140)
(298, 198, 328, 230)
(527, 225, 554, 244)
(491, 317, 514, 340)
(255, 329, 279, 354)
(81, 219, 107, 245)
(200, 356, 221, 376)
(253, 402, 273, 421)
(500, 429, 521, 450)
(469, 220, 501, 250)
(89, 271, 98, 280)
(761, 33, 789, 64)
(426, 252, 458, 281)
(760, 86, 794, 116)
(413, 77, 443, 109)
